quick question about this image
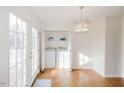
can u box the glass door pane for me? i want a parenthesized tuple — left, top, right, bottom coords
(17, 18, 22, 33)
(21, 73, 26, 86)
(9, 50, 16, 69)
(17, 63, 21, 87)
(9, 13, 16, 31)
(9, 67, 16, 86)
(9, 13, 27, 87)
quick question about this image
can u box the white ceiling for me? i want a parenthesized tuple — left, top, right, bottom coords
(30, 6, 124, 30)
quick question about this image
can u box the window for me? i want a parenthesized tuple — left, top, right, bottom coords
(9, 13, 27, 87)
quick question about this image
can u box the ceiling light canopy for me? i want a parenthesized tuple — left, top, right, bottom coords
(74, 6, 90, 32)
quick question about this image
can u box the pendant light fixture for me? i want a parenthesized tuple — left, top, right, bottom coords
(74, 6, 90, 32)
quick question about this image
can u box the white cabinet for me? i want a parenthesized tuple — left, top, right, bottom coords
(45, 49, 71, 69)
(44, 31, 71, 69)
(45, 49, 56, 68)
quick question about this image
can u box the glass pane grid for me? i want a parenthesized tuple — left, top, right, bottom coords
(9, 50, 16, 68)
(9, 13, 27, 87)
(9, 13, 16, 31)
(9, 32, 16, 49)
(9, 67, 16, 86)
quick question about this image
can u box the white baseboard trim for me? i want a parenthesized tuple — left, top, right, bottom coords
(121, 74, 124, 78)
(72, 68, 93, 70)
(92, 68, 105, 77)
(105, 75, 122, 78)
(0, 82, 8, 87)
(28, 69, 39, 87)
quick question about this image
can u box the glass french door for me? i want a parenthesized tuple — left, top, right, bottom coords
(31, 28, 39, 76)
(9, 13, 27, 87)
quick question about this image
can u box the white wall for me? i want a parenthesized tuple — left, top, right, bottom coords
(72, 30, 93, 69)
(91, 16, 122, 77)
(92, 18, 106, 76)
(105, 16, 122, 77)
(121, 17, 124, 77)
(40, 31, 45, 71)
(0, 7, 9, 87)
(43, 23, 71, 31)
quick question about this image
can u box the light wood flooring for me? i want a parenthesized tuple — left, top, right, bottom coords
(36, 69, 124, 87)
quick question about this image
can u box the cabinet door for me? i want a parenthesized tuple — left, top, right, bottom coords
(45, 50, 56, 68)
(56, 51, 71, 69)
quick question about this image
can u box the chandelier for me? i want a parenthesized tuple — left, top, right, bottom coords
(74, 6, 90, 32)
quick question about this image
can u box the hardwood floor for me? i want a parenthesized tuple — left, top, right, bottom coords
(36, 69, 124, 87)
